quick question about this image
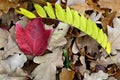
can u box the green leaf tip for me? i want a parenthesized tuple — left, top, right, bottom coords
(16, 8, 36, 19)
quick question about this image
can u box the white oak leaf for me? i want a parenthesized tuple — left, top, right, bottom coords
(108, 18, 120, 54)
(83, 70, 108, 80)
(0, 29, 9, 48)
(48, 22, 69, 50)
(32, 48, 63, 80)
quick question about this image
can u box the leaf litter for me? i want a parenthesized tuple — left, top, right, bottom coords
(0, 0, 120, 80)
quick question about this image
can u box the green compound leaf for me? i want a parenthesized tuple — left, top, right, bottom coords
(16, 3, 111, 55)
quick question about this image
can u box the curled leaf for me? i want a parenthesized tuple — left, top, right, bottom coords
(15, 17, 52, 56)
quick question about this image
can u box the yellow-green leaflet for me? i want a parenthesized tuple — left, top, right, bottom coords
(44, 2, 55, 19)
(34, 3, 47, 18)
(72, 10, 80, 28)
(66, 6, 73, 24)
(16, 3, 112, 55)
(79, 15, 86, 32)
(86, 19, 92, 35)
(101, 34, 108, 48)
(106, 41, 111, 54)
(91, 22, 99, 39)
(55, 4, 66, 22)
(16, 8, 36, 19)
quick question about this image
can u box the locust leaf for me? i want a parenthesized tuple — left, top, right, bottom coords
(15, 17, 52, 56)
(16, 3, 111, 54)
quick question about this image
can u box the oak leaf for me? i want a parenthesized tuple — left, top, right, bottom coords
(32, 48, 63, 80)
(98, 0, 120, 16)
(108, 18, 120, 55)
(0, 0, 27, 13)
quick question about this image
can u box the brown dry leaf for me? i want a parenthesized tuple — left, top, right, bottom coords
(59, 69, 75, 80)
(98, 0, 120, 16)
(70, 3, 93, 14)
(77, 36, 99, 55)
(101, 12, 116, 32)
(87, 0, 104, 13)
(0, 8, 18, 27)
(0, 0, 28, 14)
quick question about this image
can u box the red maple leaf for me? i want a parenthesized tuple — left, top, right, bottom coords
(15, 17, 52, 56)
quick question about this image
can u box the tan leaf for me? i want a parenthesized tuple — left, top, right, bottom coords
(72, 41, 79, 54)
(102, 12, 116, 32)
(87, 0, 104, 13)
(70, 3, 93, 14)
(67, 0, 85, 6)
(98, 0, 120, 16)
(108, 18, 120, 55)
(0, 74, 26, 80)
(0, 29, 9, 48)
(0, 0, 27, 13)
(32, 48, 63, 80)
(3, 26, 22, 58)
(77, 36, 99, 54)
(84, 70, 108, 80)
(48, 22, 69, 50)
(59, 69, 75, 80)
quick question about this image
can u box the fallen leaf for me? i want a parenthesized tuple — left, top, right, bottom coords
(72, 41, 79, 54)
(0, 74, 26, 80)
(90, 12, 102, 24)
(60, 68, 75, 80)
(83, 70, 108, 80)
(3, 26, 22, 59)
(32, 48, 63, 80)
(77, 36, 99, 55)
(15, 17, 52, 56)
(48, 22, 69, 50)
(6, 53, 27, 72)
(0, 8, 18, 27)
(0, 28, 9, 48)
(101, 12, 116, 32)
(98, 0, 120, 16)
(107, 18, 120, 54)
(87, 0, 104, 13)
(97, 52, 120, 66)
(0, 0, 28, 13)
(0, 53, 27, 74)
(67, 0, 85, 6)
(70, 3, 93, 14)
